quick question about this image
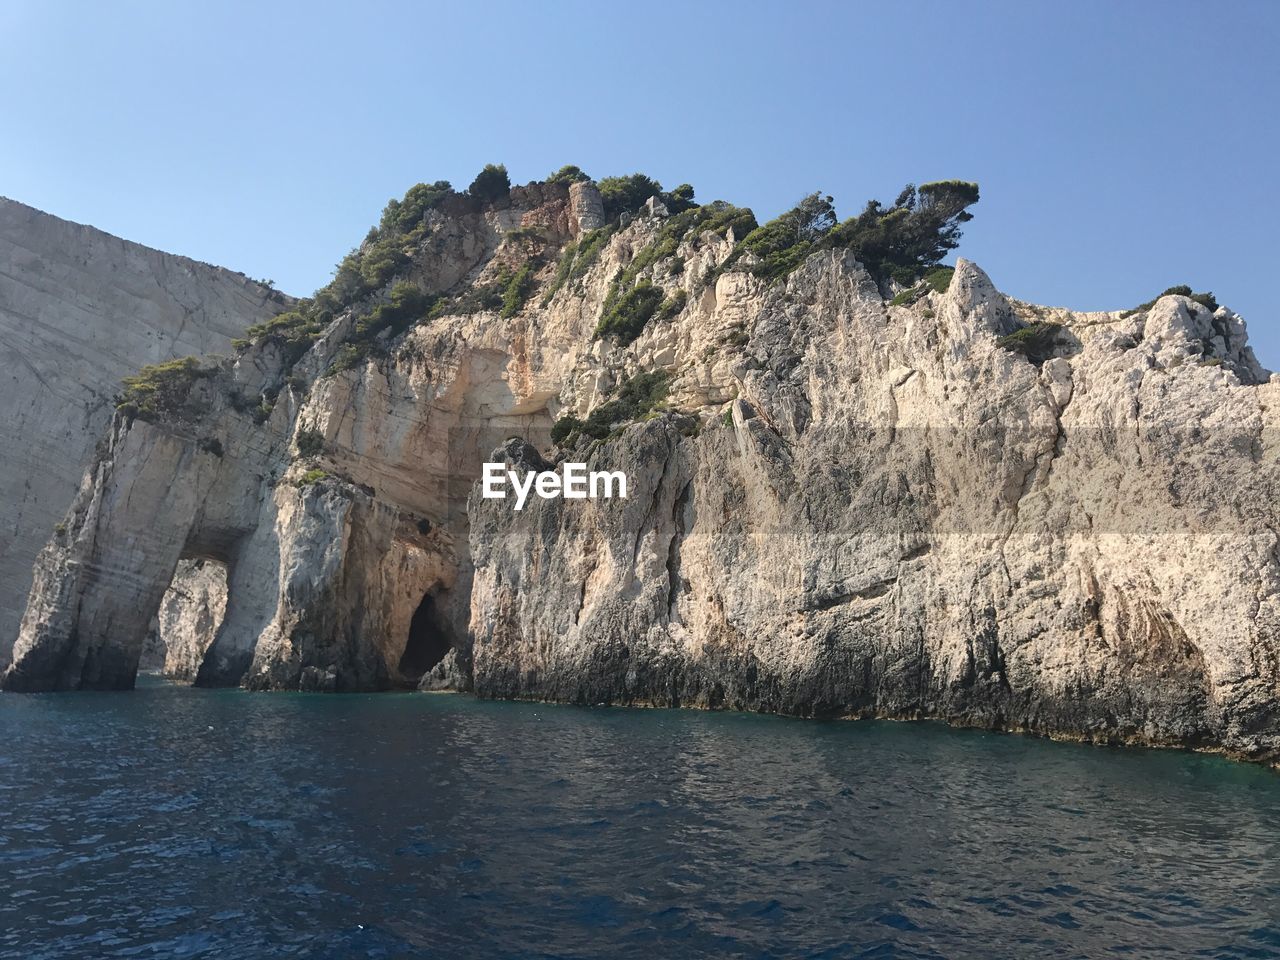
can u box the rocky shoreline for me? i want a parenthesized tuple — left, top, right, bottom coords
(4, 176, 1277, 764)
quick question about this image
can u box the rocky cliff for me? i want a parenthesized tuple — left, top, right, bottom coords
(4, 176, 1278, 763)
(0, 198, 286, 664)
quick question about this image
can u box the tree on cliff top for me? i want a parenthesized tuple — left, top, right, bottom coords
(468, 164, 511, 203)
(547, 164, 590, 184)
(730, 180, 980, 287)
(829, 180, 980, 285)
(598, 173, 664, 220)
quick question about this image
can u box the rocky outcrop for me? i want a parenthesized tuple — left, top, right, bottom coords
(470, 256, 1280, 762)
(5, 179, 1279, 763)
(140, 558, 228, 680)
(0, 197, 284, 664)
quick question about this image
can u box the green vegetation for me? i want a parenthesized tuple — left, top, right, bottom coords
(379, 181, 453, 235)
(469, 163, 510, 203)
(115, 356, 217, 423)
(547, 164, 590, 184)
(596, 282, 664, 343)
(540, 225, 619, 305)
(500, 263, 536, 318)
(657, 289, 687, 321)
(593, 201, 756, 344)
(504, 224, 545, 244)
(294, 428, 325, 458)
(597, 174, 705, 221)
(252, 391, 276, 425)
(438, 259, 543, 319)
(198, 436, 224, 458)
(720, 182, 979, 289)
(923, 265, 955, 294)
(889, 266, 955, 306)
(239, 179, 464, 372)
(295, 468, 330, 488)
(571, 226, 617, 272)
(353, 282, 432, 341)
(728, 192, 837, 283)
(549, 416, 578, 445)
(242, 309, 326, 366)
(996, 322, 1063, 365)
(550, 371, 670, 444)
(832, 182, 980, 285)
(1121, 285, 1219, 318)
(664, 183, 696, 214)
(240, 163, 514, 374)
(328, 282, 437, 374)
(599, 173, 664, 220)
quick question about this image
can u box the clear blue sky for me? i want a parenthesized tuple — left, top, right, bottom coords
(3, 1, 1278, 364)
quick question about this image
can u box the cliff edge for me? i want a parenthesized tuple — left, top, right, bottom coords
(5, 174, 1278, 763)
(0, 198, 287, 663)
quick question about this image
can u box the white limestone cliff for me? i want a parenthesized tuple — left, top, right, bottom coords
(5, 182, 1278, 764)
(0, 197, 285, 663)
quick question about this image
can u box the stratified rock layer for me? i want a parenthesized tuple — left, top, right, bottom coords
(5, 183, 1278, 763)
(0, 198, 284, 662)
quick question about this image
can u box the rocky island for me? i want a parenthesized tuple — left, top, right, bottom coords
(3, 168, 1276, 765)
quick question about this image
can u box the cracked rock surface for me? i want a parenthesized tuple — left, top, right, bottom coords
(5, 186, 1278, 762)
(0, 198, 284, 663)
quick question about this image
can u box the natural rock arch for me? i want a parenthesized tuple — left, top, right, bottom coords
(398, 589, 456, 684)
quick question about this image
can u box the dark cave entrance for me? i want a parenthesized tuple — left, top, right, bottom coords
(398, 591, 454, 682)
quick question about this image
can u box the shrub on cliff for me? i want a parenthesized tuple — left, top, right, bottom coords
(499, 263, 536, 318)
(469, 164, 511, 203)
(658, 289, 687, 320)
(829, 181, 980, 286)
(996, 322, 1062, 365)
(732, 193, 837, 282)
(599, 173, 664, 220)
(541, 225, 619, 305)
(354, 283, 433, 341)
(890, 266, 956, 306)
(295, 468, 329, 488)
(242, 176, 465, 371)
(582, 371, 669, 438)
(593, 201, 756, 343)
(325, 282, 438, 374)
(552, 371, 670, 444)
(595, 282, 665, 343)
(598, 174, 705, 220)
(1121, 285, 1219, 317)
(243, 309, 324, 351)
(379, 181, 453, 234)
(722, 181, 980, 289)
(549, 414, 581, 445)
(664, 183, 697, 215)
(547, 164, 590, 184)
(294, 428, 325, 458)
(116, 357, 216, 424)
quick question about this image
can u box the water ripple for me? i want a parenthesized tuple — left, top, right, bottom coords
(0, 679, 1278, 958)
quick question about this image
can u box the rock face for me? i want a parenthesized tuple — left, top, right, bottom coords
(0, 198, 285, 663)
(5, 180, 1279, 763)
(139, 558, 229, 680)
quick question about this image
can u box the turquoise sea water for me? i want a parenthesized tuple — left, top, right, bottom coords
(1, 677, 1278, 959)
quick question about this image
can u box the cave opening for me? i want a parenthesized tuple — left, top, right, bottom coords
(398, 591, 454, 682)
